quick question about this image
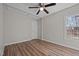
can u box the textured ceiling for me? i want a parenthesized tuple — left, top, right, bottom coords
(6, 3, 77, 20)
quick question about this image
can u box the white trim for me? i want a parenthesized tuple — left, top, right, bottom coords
(4, 39, 32, 46)
(3, 4, 39, 20)
(42, 39, 79, 50)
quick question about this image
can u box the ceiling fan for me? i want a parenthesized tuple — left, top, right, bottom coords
(28, 3, 56, 15)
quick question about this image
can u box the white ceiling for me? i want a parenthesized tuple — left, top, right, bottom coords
(6, 3, 77, 20)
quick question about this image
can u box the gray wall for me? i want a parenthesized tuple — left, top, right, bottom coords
(42, 4, 79, 50)
(4, 5, 38, 45)
(37, 18, 42, 39)
(0, 4, 4, 55)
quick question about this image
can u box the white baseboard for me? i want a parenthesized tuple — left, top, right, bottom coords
(42, 39, 79, 51)
(4, 39, 32, 46)
(4, 39, 79, 51)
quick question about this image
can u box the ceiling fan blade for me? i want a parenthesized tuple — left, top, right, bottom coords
(45, 3, 56, 7)
(29, 7, 39, 8)
(44, 9, 49, 14)
(36, 9, 40, 15)
(39, 3, 42, 7)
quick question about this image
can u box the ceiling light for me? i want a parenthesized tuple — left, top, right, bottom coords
(40, 7, 44, 11)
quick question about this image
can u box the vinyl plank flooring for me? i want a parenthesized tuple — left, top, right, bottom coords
(3, 39, 79, 56)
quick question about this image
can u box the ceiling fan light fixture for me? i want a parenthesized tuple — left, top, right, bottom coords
(40, 7, 44, 11)
(29, 3, 56, 15)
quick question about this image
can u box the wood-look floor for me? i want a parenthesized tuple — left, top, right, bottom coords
(3, 39, 79, 56)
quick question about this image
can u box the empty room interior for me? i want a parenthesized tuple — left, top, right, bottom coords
(0, 3, 79, 56)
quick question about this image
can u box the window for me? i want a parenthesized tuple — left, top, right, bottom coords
(66, 15, 79, 38)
